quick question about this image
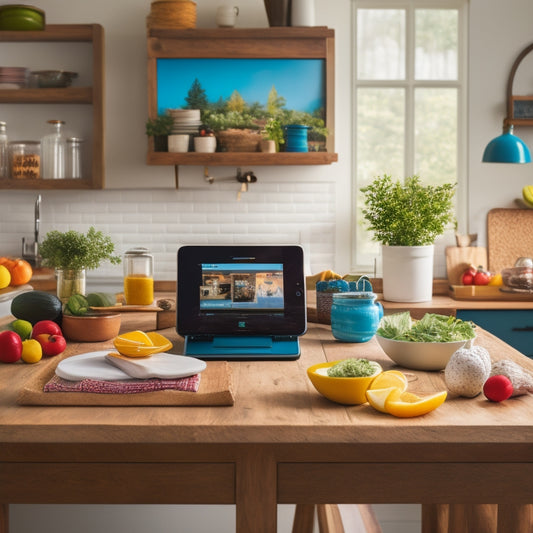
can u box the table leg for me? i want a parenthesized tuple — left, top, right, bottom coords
(316, 504, 345, 533)
(421, 504, 448, 533)
(497, 504, 533, 533)
(292, 504, 315, 533)
(0, 504, 8, 533)
(448, 504, 497, 533)
(236, 446, 277, 533)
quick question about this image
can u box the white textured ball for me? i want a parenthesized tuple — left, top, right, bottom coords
(444, 346, 491, 398)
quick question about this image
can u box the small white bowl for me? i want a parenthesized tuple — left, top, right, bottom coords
(375, 335, 473, 371)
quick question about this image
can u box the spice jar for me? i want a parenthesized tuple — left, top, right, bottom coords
(123, 247, 154, 305)
(66, 137, 84, 179)
(8, 141, 40, 179)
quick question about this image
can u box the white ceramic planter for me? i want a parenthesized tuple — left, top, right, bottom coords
(381, 244, 434, 302)
(194, 136, 217, 153)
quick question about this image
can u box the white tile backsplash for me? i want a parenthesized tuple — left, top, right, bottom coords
(0, 183, 336, 282)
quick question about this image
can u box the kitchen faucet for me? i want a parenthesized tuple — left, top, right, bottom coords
(22, 194, 41, 267)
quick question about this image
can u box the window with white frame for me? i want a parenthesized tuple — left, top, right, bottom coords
(352, 0, 467, 272)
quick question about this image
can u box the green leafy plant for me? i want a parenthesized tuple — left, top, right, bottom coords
(40, 227, 121, 271)
(263, 118, 285, 146)
(145, 113, 174, 136)
(360, 175, 456, 246)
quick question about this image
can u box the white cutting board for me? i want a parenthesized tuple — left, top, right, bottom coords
(56, 351, 206, 381)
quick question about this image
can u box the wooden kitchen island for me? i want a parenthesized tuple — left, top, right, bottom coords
(0, 311, 532, 533)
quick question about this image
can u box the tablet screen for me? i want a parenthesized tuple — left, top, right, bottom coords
(177, 245, 306, 337)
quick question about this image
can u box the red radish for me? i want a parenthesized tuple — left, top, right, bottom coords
(483, 375, 513, 402)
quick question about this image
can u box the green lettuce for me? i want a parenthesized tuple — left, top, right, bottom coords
(377, 312, 475, 342)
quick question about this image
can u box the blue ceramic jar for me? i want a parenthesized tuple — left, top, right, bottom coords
(330, 291, 383, 343)
(285, 124, 310, 152)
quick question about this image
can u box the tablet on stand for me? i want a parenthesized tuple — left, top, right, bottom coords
(177, 245, 307, 360)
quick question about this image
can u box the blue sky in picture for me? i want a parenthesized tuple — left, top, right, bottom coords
(156, 58, 325, 114)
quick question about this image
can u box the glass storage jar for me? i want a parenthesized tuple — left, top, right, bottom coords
(41, 119, 66, 179)
(8, 140, 40, 179)
(66, 137, 84, 179)
(123, 247, 154, 305)
(0, 121, 8, 179)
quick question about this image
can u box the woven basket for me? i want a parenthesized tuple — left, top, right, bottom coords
(216, 129, 261, 152)
(147, 0, 196, 29)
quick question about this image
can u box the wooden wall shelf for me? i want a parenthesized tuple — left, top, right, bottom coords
(146, 27, 336, 168)
(0, 24, 105, 190)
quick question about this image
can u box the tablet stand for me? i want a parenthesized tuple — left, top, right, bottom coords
(184, 335, 301, 360)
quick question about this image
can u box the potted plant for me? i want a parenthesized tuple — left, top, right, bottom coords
(360, 175, 456, 302)
(145, 112, 174, 152)
(261, 118, 285, 153)
(39, 227, 121, 302)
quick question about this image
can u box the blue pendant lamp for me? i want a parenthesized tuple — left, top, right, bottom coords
(482, 43, 533, 163)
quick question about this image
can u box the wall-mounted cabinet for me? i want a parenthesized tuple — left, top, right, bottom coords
(146, 27, 337, 167)
(0, 24, 104, 189)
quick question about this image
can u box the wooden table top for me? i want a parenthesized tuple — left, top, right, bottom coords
(1, 310, 533, 449)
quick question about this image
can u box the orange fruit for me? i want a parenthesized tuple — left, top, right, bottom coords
(0, 257, 15, 271)
(367, 370, 408, 393)
(6, 259, 33, 286)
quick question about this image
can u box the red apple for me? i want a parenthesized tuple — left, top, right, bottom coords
(31, 320, 63, 339)
(0, 330, 23, 363)
(35, 333, 67, 357)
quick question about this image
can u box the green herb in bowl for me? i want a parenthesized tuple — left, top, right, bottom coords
(327, 358, 379, 378)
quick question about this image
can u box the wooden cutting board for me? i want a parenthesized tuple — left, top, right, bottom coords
(445, 247, 487, 285)
(487, 208, 533, 272)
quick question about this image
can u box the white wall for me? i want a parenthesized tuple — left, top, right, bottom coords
(3, 0, 533, 531)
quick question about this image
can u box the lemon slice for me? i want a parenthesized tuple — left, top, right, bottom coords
(113, 330, 172, 357)
(368, 370, 408, 393)
(385, 390, 447, 418)
(145, 331, 173, 351)
(116, 330, 154, 346)
(366, 387, 402, 413)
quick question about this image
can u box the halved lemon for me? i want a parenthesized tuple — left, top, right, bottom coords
(367, 370, 408, 393)
(366, 386, 402, 413)
(385, 390, 447, 418)
(113, 330, 172, 357)
(116, 330, 154, 346)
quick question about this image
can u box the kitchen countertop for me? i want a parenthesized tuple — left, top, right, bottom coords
(1, 307, 533, 532)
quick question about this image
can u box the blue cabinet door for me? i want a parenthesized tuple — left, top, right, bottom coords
(457, 310, 533, 358)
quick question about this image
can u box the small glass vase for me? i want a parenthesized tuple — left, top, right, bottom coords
(56, 268, 86, 302)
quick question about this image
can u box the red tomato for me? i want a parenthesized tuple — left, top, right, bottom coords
(473, 267, 492, 286)
(461, 265, 476, 285)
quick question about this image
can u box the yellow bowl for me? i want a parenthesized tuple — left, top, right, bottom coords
(307, 360, 382, 405)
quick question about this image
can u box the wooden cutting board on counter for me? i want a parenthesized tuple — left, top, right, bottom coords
(487, 208, 533, 272)
(445, 246, 488, 285)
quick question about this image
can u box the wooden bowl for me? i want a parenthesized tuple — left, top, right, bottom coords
(61, 313, 121, 342)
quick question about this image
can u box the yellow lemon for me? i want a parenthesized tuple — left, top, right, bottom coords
(384, 390, 447, 418)
(366, 386, 402, 413)
(113, 330, 172, 357)
(0, 265, 11, 289)
(116, 330, 154, 346)
(488, 273, 503, 287)
(21, 339, 42, 364)
(367, 370, 408, 393)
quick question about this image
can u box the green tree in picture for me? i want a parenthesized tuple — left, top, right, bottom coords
(185, 78, 208, 110)
(266, 85, 286, 116)
(227, 90, 246, 113)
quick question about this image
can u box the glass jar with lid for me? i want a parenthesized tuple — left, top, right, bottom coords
(41, 119, 66, 179)
(66, 137, 84, 179)
(8, 141, 40, 179)
(123, 247, 154, 305)
(0, 121, 8, 179)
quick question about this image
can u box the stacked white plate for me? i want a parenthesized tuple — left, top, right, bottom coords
(0, 66, 28, 89)
(168, 108, 202, 135)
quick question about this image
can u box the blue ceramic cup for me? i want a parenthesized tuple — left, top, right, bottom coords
(330, 277, 383, 343)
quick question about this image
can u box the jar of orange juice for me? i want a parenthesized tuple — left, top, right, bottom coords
(123, 247, 154, 305)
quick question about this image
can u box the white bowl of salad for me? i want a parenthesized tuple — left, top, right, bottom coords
(375, 312, 476, 371)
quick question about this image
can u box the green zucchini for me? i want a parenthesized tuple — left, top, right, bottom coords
(10, 290, 62, 325)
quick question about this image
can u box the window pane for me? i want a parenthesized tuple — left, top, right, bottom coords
(415, 9, 458, 80)
(356, 88, 405, 182)
(356, 88, 405, 264)
(414, 88, 457, 185)
(357, 9, 405, 80)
